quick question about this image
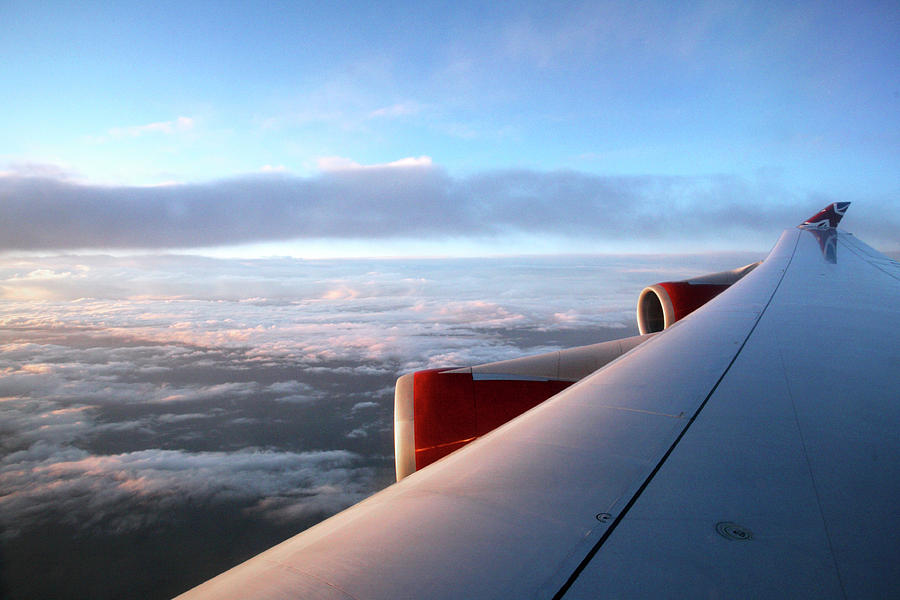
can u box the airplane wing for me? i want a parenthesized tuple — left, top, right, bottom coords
(177, 204, 899, 599)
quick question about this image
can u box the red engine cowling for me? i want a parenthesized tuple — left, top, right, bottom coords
(394, 369, 571, 479)
(394, 334, 649, 480)
(636, 262, 760, 334)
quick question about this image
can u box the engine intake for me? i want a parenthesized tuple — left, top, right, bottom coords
(636, 262, 760, 334)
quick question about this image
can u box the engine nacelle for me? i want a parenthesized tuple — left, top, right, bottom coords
(394, 334, 650, 480)
(394, 369, 571, 481)
(393, 261, 761, 479)
(636, 262, 760, 334)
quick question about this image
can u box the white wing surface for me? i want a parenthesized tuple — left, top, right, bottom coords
(178, 222, 899, 599)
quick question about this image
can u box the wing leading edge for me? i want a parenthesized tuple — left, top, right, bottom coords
(178, 209, 899, 599)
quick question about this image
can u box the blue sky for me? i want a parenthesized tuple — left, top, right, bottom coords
(1, 1, 898, 255)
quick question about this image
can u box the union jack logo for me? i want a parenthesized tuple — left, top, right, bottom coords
(800, 202, 850, 229)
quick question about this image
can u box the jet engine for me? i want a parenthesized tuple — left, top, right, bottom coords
(394, 334, 649, 480)
(636, 262, 760, 334)
(394, 261, 760, 481)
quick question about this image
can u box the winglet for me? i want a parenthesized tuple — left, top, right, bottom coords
(800, 202, 851, 229)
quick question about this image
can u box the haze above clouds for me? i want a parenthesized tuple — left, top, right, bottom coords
(3, 167, 898, 255)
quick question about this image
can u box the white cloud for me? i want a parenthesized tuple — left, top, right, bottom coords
(7, 268, 84, 282)
(368, 101, 422, 118)
(266, 380, 322, 404)
(155, 382, 259, 404)
(156, 413, 214, 423)
(108, 116, 195, 138)
(0, 448, 371, 539)
(315, 155, 433, 172)
(0, 161, 77, 179)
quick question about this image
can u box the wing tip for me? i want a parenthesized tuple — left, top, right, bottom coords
(799, 202, 851, 229)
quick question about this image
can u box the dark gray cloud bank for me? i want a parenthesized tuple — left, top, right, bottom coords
(0, 252, 767, 599)
(2, 166, 895, 251)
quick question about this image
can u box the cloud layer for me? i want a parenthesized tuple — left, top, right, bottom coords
(1, 252, 755, 532)
(0, 249, 838, 598)
(3, 165, 894, 252)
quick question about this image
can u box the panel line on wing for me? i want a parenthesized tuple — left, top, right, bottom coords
(257, 557, 362, 600)
(597, 405, 684, 419)
(773, 331, 849, 598)
(552, 231, 802, 600)
(839, 234, 900, 281)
